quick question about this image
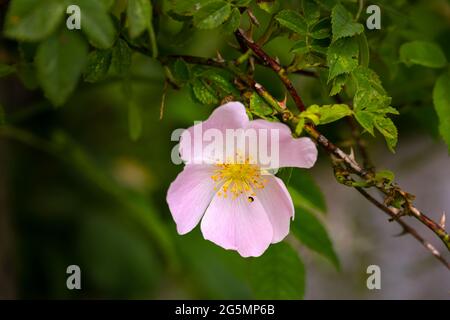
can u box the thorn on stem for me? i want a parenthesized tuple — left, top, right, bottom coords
(388, 207, 404, 222)
(349, 147, 356, 162)
(440, 212, 446, 229)
(278, 94, 288, 109)
(394, 228, 408, 237)
(247, 9, 260, 26)
(216, 51, 224, 63)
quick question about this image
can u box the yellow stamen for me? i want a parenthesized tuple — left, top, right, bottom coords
(211, 156, 267, 200)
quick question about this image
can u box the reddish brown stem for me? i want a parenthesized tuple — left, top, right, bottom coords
(232, 29, 450, 263)
(234, 29, 307, 111)
(356, 187, 450, 269)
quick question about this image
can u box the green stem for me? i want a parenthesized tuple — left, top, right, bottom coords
(356, 0, 364, 21)
(163, 65, 181, 89)
(236, 50, 252, 65)
(159, 53, 450, 265)
(148, 23, 158, 58)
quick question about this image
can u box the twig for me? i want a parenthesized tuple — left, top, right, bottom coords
(165, 55, 286, 114)
(234, 29, 307, 111)
(334, 94, 374, 171)
(163, 55, 224, 69)
(292, 69, 319, 78)
(162, 52, 450, 268)
(346, 117, 373, 170)
(161, 49, 450, 260)
(399, 197, 450, 251)
(231, 30, 450, 262)
(332, 100, 447, 250)
(236, 18, 276, 65)
(356, 187, 450, 269)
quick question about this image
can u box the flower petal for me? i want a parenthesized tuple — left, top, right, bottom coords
(246, 119, 318, 169)
(200, 194, 273, 257)
(167, 164, 217, 235)
(179, 102, 249, 164)
(255, 175, 294, 243)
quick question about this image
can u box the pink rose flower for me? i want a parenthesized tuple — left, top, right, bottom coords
(167, 102, 318, 257)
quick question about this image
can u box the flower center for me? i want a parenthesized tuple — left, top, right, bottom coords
(211, 159, 267, 200)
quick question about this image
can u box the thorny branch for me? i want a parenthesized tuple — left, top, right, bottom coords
(234, 29, 307, 112)
(356, 187, 450, 269)
(233, 28, 450, 267)
(158, 27, 450, 268)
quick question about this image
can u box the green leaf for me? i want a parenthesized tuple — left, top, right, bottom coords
(275, 10, 307, 35)
(4, 0, 65, 41)
(190, 79, 219, 105)
(351, 66, 398, 152)
(352, 66, 385, 95)
(222, 7, 241, 33)
(83, 50, 112, 83)
(353, 89, 391, 113)
(202, 70, 239, 96)
(306, 104, 352, 125)
(292, 51, 325, 70)
(294, 117, 306, 136)
(433, 73, 450, 152)
(302, 0, 320, 25)
(315, 0, 338, 10)
(17, 62, 39, 90)
(377, 106, 399, 115)
(374, 115, 398, 152)
(0, 64, 15, 78)
(169, 0, 211, 16)
(291, 208, 339, 269)
(310, 27, 330, 40)
(167, 10, 194, 22)
(352, 66, 391, 112)
(291, 40, 309, 54)
(173, 59, 190, 82)
(331, 3, 363, 41)
(310, 17, 331, 40)
(193, 1, 231, 29)
(73, 0, 116, 49)
(375, 170, 395, 185)
(170, 21, 195, 47)
(249, 92, 273, 116)
(357, 33, 370, 68)
(277, 167, 293, 186)
(35, 31, 88, 106)
(257, 0, 279, 14)
(289, 170, 327, 214)
(400, 41, 447, 69)
(329, 73, 348, 96)
(355, 110, 375, 135)
(111, 39, 132, 76)
(179, 233, 251, 299)
(327, 37, 359, 81)
(127, 0, 153, 38)
(128, 101, 143, 141)
(249, 242, 305, 299)
(311, 45, 328, 55)
(235, 0, 252, 6)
